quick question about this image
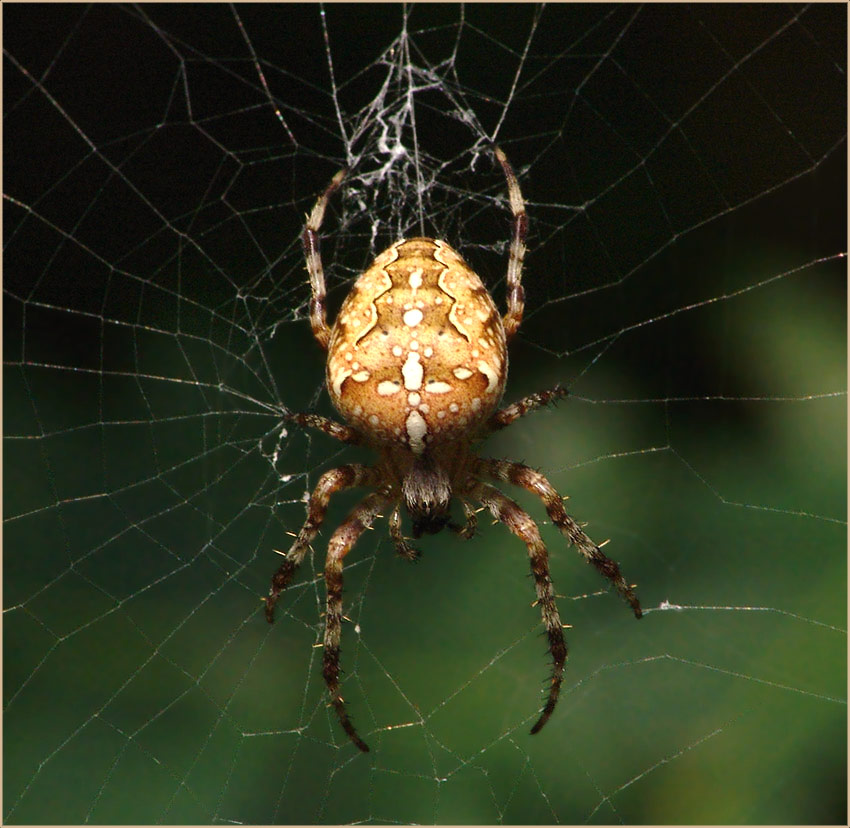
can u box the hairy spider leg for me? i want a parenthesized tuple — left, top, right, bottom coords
(303, 167, 347, 350)
(494, 146, 527, 343)
(265, 463, 378, 622)
(323, 491, 391, 752)
(486, 386, 568, 433)
(468, 481, 567, 735)
(478, 458, 643, 619)
(284, 411, 363, 444)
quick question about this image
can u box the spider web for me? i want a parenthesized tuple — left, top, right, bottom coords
(3, 3, 846, 824)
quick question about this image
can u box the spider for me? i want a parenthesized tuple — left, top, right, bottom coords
(265, 147, 642, 752)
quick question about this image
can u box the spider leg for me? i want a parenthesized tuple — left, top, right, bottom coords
(478, 459, 642, 618)
(468, 481, 566, 736)
(485, 386, 568, 434)
(303, 167, 347, 350)
(388, 504, 421, 561)
(265, 463, 376, 622)
(324, 491, 390, 752)
(285, 410, 363, 445)
(494, 146, 527, 343)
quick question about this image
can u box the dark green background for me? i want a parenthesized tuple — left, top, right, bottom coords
(4, 3, 846, 824)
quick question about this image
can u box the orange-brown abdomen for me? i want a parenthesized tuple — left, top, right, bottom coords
(326, 238, 507, 453)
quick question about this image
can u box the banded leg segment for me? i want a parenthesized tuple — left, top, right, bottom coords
(265, 463, 376, 622)
(285, 410, 363, 445)
(486, 386, 567, 434)
(324, 492, 390, 752)
(469, 481, 566, 735)
(494, 147, 527, 342)
(303, 167, 347, 350)
(479, 458, 642, 618)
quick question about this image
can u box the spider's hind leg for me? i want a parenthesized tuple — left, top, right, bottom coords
(303, 166, 347, 350)
(494, 146, 528, 343)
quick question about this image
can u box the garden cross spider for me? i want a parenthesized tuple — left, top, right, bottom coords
(265, 147, 642, 752)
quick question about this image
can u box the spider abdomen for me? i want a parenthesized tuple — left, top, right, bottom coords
(326, 237, 508, 453)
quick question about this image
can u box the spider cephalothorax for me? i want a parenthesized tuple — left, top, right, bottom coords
(401, 452, 452, 536)
(266, 147, 642, 752)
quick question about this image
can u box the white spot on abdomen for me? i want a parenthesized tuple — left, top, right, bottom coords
(402, 352, 423, 390)
(377, 381, 400, 396)
(425, 381, 452, 394)
(406, 409, 428, 454)
(351, 370, 371, 382)
(453, 367, 473, 380)
(403, 308, 423, 327)
(332, 368, 352, 397)
(477, 360, 499, 393)
(408, 269, 423, 289)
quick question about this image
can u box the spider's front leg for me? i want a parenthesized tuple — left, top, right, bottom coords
(265, 463, 376, 622)
(323, 492, 390, 753)
(468, 481, 567, 735)
(479, 458, 642, 618)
